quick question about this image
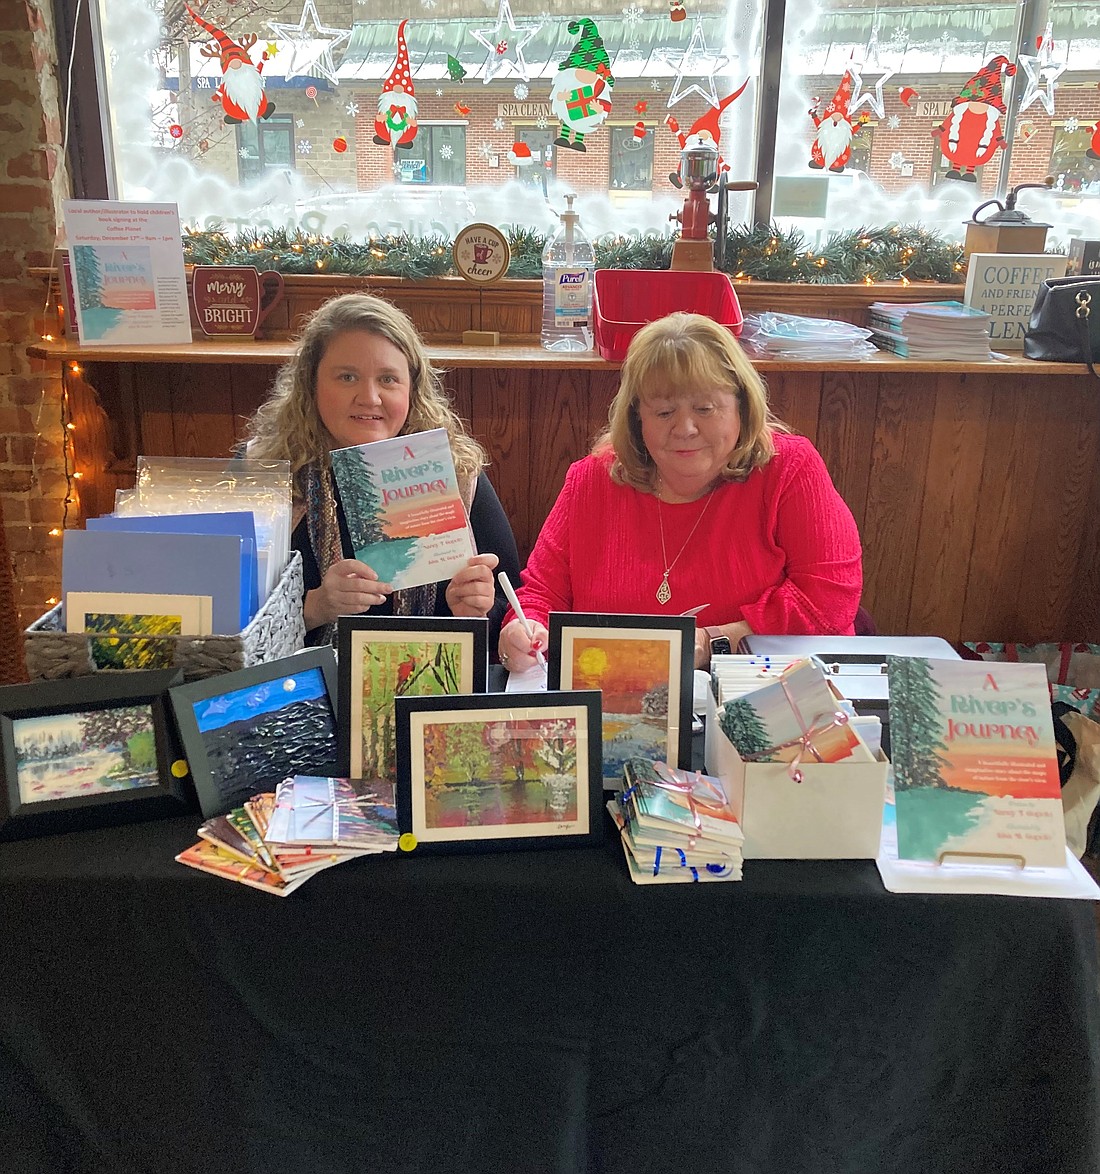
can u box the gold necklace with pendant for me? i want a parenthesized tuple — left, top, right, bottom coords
(655, 487, 715, 605)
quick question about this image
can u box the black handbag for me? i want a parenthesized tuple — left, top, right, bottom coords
(1023, 274, 1100, 378)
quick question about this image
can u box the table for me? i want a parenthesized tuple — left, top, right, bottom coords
(1, 816, 1098, 1174)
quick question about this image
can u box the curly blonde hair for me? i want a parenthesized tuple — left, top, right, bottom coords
(596, 311, 787, 492)
(246, 293, 485, 503)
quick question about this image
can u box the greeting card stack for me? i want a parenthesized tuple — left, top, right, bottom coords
(610, 757, 743, 883)
(175, 776, 399, 895)
(705, 657, 887, 859)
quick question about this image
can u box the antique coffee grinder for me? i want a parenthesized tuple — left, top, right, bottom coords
(964, 179, 1054, 260)
(669, 139, 756, 272)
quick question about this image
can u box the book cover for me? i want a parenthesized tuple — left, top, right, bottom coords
(62, 200, 191, 345)
(329, 428, 474, 590)
(887, 657, 1066, 867)
(1067, 238, 1100, 278)
(963, 253, 1069, 350)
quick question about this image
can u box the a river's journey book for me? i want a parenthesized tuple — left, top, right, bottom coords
(887, 657, 1065, 867)
(330, 428, 475, 590)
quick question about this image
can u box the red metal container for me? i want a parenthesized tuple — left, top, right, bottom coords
(592, 268, 744, 362)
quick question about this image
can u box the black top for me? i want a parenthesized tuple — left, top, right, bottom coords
(294, 469, 521, 649)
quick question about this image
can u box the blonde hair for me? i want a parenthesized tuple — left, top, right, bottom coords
(597, 312, 786, 492)
(246, 293, 485, 502)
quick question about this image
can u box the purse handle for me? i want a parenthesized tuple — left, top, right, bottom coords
(1077, 288, 1099, 380)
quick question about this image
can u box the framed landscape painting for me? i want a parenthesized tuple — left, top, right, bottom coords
(337, 615, 487, 783)
(548, 613, 694, 789)
(394, 690, 602, 854)
(168, 647, 339, 818)
(0, 667, 187, 841)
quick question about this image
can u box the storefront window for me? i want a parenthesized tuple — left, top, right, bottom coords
(62, 0, 1100, 246)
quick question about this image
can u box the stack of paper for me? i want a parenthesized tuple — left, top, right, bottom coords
(610, 757, 743, 884)
(175, 777, 398, 895)
(868, 300, 993, 361)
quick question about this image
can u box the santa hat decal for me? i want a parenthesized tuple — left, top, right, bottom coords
(185, 2, 251, 68)
(508, 141, 533, 167)
(383, 19, 414, 95)
(822, 71, 854, 118)
(955, 55, 1017, 113)
(898, 85, 920, 108)
(558, 18, 613, 87)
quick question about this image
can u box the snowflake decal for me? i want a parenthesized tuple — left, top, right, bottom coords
(622, 4, 644, 24)
(345, 101, 359, 117)
(296, 118, 305, 128)
(887, 114, 901, 130)
(238, 147, 249, 158)
(478, 141, 495, 159)
(493, 116, 506, 131)
(536, 115, 548, 129)
(436, 87, 444, 96)
(297, 139, 312, 154)
(650, 79, 662, 91)
(440, 144, 453, 160)
(514, 83, 529, 100)
(1086, 10, 1100, 26)
(1064, 117, 1080, 133)
(888, 151, 906, 171)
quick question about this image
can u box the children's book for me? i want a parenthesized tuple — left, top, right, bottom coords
(329, 428, 475, 590)
(887, 657, 1066, 867)
(62, 200, 191, 345)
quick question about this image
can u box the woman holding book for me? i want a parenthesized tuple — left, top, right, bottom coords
(499, 312, 862, 671)
(247, 293, 520, 644)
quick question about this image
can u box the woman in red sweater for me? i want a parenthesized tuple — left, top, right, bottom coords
(499, 312, 862, 671)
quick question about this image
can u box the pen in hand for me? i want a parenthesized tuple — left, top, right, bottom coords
(497, 571, 547, 670)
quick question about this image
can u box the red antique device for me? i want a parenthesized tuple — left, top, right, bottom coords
(669, 140, 757, 272)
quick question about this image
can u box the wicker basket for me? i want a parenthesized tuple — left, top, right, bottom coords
(25, 551, 306, 682)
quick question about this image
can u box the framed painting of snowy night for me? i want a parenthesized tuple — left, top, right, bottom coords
(394, 691, 602, 855)
(0, 667, 187, 842)
(336, 616, 488, 785)
(547, 614, 694, 790)
(168, 647, 339, 819)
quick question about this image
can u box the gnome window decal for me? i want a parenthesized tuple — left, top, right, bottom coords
(186, 2, 274, 126)
(375, 20, 418, 150)
(931, 56, 1017, 182)
(808, 68, 865, 174)
(550, 18, 614, 154)
(665, 79, 748, 189)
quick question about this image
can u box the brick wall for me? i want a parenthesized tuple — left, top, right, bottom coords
(0, 0, 66, 627)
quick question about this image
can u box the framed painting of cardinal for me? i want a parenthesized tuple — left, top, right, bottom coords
(337, 616, 488, 785)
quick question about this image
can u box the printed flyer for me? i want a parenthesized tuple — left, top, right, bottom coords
(62, 200, 191, 345)
(887, 657, 1065, 867)
(330, 428, 474, 590)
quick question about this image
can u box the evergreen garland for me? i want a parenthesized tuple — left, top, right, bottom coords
(181, 222, 966, 285)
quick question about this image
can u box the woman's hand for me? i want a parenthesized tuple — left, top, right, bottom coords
(499, 617, 549, 673)
(694, 620, 753, 670)
(304, 559, 391, 630)
(445, 553, 500, 618)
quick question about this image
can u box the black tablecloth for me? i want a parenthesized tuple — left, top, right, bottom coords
(1, 816, 1098, 1174)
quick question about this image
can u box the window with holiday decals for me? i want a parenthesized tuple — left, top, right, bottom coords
(67, 0, 1100, 255)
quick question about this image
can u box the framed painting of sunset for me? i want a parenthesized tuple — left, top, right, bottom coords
(548, 613, 694, 789)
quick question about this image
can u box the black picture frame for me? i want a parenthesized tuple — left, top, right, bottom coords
(394, 690, 603, 854)
(168, 647, 339, 818)
(548, 612, 695, 788)
(336, 615, 488, 780)
(0, 667, 188, 842)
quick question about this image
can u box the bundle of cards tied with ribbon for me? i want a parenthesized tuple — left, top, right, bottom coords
(704, 657, 888, 860)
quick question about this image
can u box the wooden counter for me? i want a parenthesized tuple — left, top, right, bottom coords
(26, 338, 1100, 644)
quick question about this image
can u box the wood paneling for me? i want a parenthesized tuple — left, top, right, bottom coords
(37, 334, 1100, 646)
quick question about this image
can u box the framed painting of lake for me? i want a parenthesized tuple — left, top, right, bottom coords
(337, 615, 488, 784)
(169, 647, 339, 818)
(0, 667, 187, 841)
(394, 691, 602, 854)
(547, 613, 694, 789)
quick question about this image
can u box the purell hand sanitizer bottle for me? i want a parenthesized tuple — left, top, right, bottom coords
(541, 194, 595, 352)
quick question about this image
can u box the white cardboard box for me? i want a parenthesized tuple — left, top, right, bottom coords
(705, 688, 887, 859)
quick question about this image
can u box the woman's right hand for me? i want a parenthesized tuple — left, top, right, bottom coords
(498, 618, 549, 673)
(304, 559, 391, 630)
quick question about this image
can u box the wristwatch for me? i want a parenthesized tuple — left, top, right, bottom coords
(706, 626, 732, 657)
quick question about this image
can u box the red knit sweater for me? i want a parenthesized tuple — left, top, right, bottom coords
(514, 434, 863, 635)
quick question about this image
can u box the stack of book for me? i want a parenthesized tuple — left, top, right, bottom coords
(176, 776, 399, 895)
(609, 757, 744, 884)
(868, 300, 992, 361)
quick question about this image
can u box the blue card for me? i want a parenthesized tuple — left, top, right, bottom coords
(63, 530, 245, 635)
(87, 511, 259, 626)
